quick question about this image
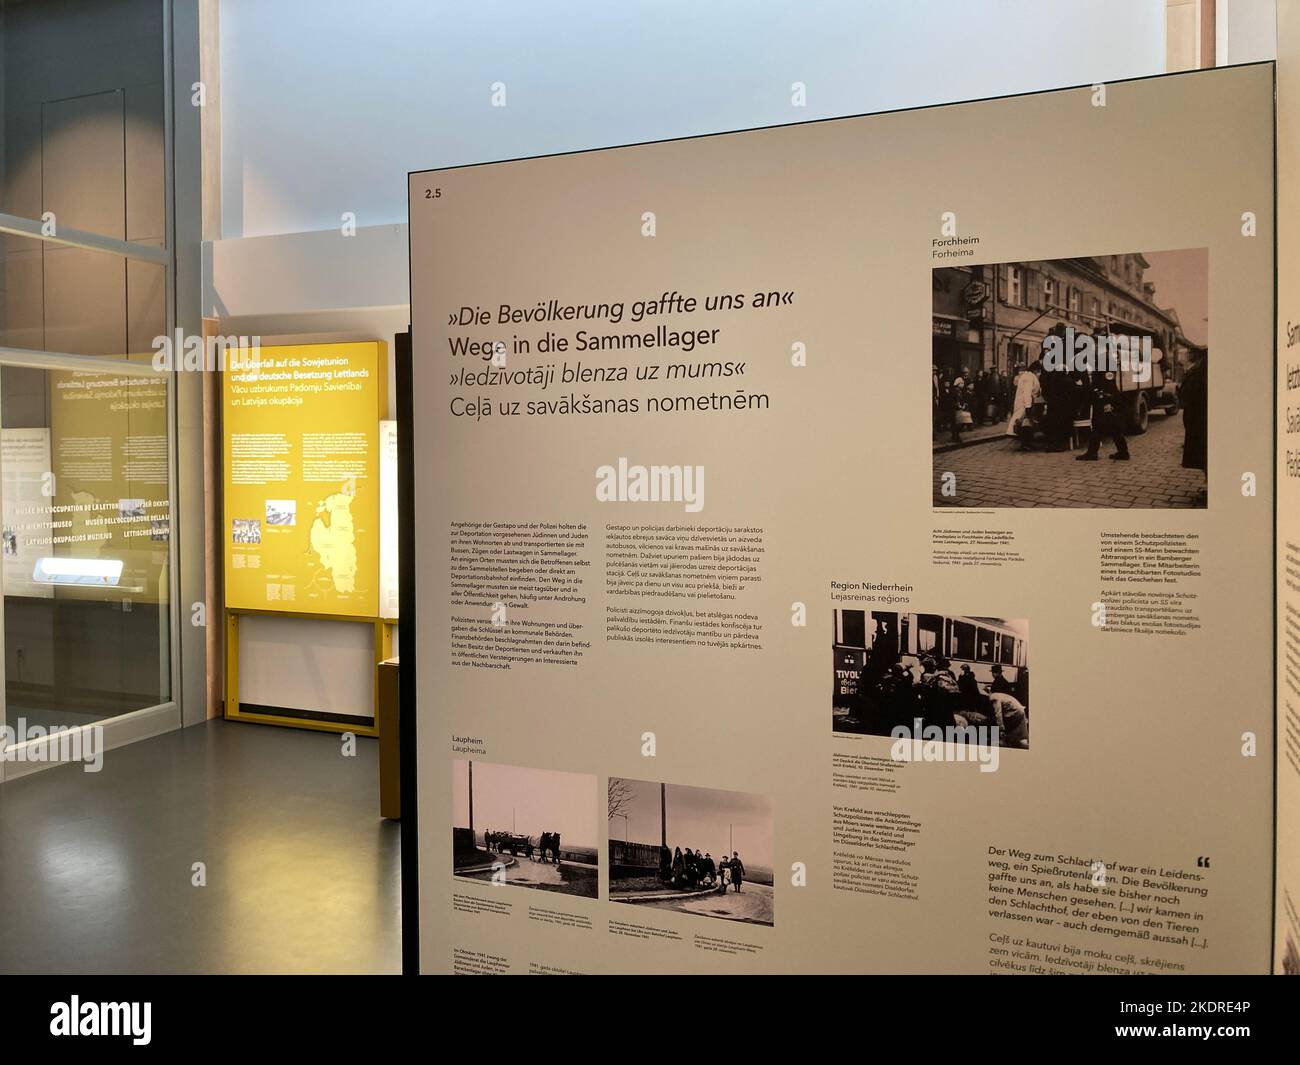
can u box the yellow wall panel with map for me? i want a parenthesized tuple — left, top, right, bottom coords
(222, 341, 386, 619)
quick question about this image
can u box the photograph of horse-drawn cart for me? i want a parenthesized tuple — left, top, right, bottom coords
(452, 759, 599, 898)
(481, 830, 567, 863)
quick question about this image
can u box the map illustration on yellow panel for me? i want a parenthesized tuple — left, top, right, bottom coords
(310, 488, 359, 595)
(222, 341, 386, 619)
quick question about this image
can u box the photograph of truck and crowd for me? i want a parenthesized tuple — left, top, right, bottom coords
(932, 249, 1207, 508)
(832, 609, 1030, 749)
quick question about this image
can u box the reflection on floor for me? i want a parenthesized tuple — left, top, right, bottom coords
(4, 702, 114, 731)
(0, 719, 400, 974)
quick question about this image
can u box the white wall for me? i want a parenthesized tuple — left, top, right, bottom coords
(219, 0, 1168, 240)
(239, 615, 375, 720)
(1218, 0, 1279, 64)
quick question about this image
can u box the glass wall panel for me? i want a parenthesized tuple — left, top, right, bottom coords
(1, 362, 171, 730)
(2, 0, 166, 232)
(1, 234, 165, 360)
(0, 0, 174, 756)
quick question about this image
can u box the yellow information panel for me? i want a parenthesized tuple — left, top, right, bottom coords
(223, 341, 386, 618)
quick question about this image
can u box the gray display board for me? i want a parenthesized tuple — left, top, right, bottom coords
(408, 63, 1280, 974)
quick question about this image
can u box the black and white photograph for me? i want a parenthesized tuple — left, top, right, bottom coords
(832, 609, 1030, 748)
(932, 249, 1208, 508)
(451, 759, 599, 898)
(231, 517, 261, 544)
(265, 499, 297, 526)
(608, 778, 774, 926)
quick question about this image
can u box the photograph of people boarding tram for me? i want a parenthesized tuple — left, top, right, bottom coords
(832, 610, 1029, 748)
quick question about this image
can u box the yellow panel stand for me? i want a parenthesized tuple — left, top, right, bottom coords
(223, 607, 386, 737)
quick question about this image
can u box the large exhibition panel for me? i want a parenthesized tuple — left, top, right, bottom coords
(407, 64, 1284, 974)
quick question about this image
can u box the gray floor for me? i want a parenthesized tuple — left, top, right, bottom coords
(0, 719, 401, 974)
